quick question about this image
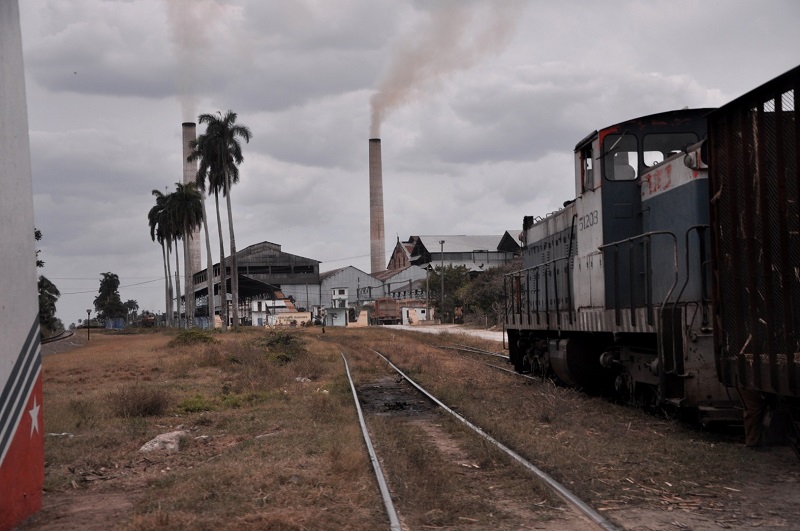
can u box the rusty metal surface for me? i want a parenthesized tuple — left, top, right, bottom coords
(708, 66, 800, 397)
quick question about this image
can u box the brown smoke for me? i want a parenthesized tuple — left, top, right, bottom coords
(369, 1, 523, 138)
(163, 0, 229, 121)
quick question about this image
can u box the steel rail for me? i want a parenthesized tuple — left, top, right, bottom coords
(476, 360, 540, 381)
(443, 344, 510, 360)
(340, 353, 402, 531)
(372, 348, 619, 531)
(41, 329, 73, 344)
(437, 345, 540, 381)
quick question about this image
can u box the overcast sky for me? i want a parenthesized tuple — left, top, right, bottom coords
(20, 0, 800, 325)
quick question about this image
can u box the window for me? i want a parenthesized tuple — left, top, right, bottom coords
(581, 146, 595, 191)
(642, 132, 699, 167)
(603, 133, 639, 181)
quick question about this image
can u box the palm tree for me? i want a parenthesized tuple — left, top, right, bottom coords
(149, 189, 174, 326)
(188, 134, 226, 330)
(167, 182, 204, 328)
(191, 110, 252, 330)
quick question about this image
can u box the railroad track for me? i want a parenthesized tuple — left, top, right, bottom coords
(341, 348, 619, 531)
(41, 329, 74, 344)
(438, 343, 541, 382)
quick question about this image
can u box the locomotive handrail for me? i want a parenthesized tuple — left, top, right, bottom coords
(664, 225, 711, 379)
(504, 254, 574, 328)
(599, 230, 679, 327)
(672, 225, 711, 327)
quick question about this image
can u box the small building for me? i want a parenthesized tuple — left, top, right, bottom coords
(319, 265, 383, 308)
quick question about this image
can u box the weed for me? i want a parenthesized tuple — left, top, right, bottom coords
(178, 394, 214, 413)
(68, 398, 99, 429)
(221, 394, 243, 409)
(168, 329, 218, 347)
(108, 383, 171, 418)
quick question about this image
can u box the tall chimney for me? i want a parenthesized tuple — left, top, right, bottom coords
(182, 122, 201, 276)
(182, 122, 201, 322)
(369, 138, 386, 274)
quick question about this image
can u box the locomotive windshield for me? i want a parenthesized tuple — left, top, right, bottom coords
(603, 131, 701, 179)
(643, 132, 699, 167)
(603, 133, 638, 180)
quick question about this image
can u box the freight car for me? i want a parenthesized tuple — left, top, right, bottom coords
(372, 297, 401, 325)
(504, 66, 800, 441)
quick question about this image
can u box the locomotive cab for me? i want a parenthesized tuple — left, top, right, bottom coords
(507, 108, 739, 421)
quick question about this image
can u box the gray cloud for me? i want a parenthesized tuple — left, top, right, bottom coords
(18, 0, 800, 324)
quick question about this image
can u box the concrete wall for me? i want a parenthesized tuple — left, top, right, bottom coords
(0, 2, 44, 527)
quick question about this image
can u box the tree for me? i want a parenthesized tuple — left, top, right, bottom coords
(38, 275, 61, 336)
(426, 265, 471, 323)
(35, 228, 62, 337)
(456, 256, 522, 326)
(191, 110, 252, 330)
(124, 299, 139, 323)
(35, 227, 44, 267)
(149, 189, 174, 326)
(166, 182, 204, 327)
(94, 272, 127, 320)
(188, 138, 221, 327)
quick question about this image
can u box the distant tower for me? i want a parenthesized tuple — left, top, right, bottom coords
(182, 122, 201, 276)
(369, 138, 386, 274)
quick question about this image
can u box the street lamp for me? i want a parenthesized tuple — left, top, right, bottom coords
(86, 309, 91, 341)
(439, 240, 445, 323)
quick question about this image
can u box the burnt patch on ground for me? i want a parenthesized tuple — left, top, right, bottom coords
(357, 376, 438, 418)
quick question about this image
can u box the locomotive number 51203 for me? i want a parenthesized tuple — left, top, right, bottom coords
(578, 210, 599, 231)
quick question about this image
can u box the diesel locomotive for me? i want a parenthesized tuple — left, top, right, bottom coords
(504, 66, 800, 431)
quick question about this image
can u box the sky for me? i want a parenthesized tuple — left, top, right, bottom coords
(19, 0, 800, 326)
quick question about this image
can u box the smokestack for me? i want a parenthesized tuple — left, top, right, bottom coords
(369, 138, 386, 274)
(182, 122, 201, 276)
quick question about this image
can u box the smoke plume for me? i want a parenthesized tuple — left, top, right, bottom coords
(370, 1, 523, 138)
(163, 0, 228, 121)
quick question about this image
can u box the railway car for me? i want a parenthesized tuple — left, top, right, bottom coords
(504, 66, 800, 434)
(372, 297, 401, 325)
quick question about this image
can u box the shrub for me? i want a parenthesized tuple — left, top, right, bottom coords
(178, 394, 214, 413)
(168, 329, 218, 347)
(109, 383, 171, 418)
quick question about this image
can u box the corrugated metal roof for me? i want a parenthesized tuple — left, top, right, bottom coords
(371, 268, 404, 281)
(319, 267, 347, 281)
(415, 235, 507, 252)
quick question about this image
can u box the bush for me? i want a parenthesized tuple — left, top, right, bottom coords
(109, 383, 171, 418)
(246, 330, 305, 364)
(168, 329, 218, 347)
(178, 394, 214, 413)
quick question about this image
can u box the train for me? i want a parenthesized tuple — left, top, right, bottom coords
(503, 66, 799, 444)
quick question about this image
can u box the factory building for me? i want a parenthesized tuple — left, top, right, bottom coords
(387, 233, 521, 273)
(191, 241, 320, 326)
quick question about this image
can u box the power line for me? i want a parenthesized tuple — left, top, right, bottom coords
(60, 277, 162, 295)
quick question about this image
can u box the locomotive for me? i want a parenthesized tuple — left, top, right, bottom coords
(504, 66, 800, 432)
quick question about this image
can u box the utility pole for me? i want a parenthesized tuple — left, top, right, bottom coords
(439, 240, 445, 322)
(425, 265, 430, 320)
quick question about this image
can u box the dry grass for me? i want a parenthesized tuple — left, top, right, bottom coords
(360, 329, 783, 514)
(37, 328, 383, 530)
(33, 326, 800, 530)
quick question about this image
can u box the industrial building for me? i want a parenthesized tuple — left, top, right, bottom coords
(186, 233, 519, 327)
(387, 234, 521, 272)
